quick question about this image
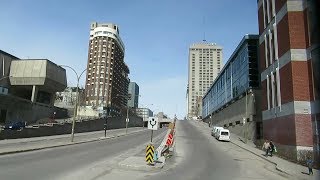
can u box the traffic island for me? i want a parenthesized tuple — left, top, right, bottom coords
(118, 156, 165, 171)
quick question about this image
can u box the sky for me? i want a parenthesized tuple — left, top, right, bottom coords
(0, 0, 258, 119)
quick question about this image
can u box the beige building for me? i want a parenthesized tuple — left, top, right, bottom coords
(187, 42, 222, 119)
(0, 50, 68, 124)
(85, 22, 130, 114)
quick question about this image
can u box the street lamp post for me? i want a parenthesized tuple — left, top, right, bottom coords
(59, 65, 86, 142)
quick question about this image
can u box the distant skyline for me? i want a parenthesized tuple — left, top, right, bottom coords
(0, 0, 258, 119)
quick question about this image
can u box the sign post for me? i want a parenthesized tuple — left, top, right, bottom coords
(148, 117, 158, 143)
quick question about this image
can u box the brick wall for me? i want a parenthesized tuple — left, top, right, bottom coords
(261, 80, 268, 110)
(288, 12, 308, 49)
(292, 61, 312, 101)
(258, 7, 264, 35)
(263, 114, 313, 147)
(275, 0, 287, 14)
(277, 14, 290, 58)
(259, 42, 266, 71)
(263, 115, 296, 145)
(295, 114, 313, 146)
(279, 62, 293, 104)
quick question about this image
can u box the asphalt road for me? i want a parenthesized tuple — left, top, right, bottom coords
(141, 120, 288, 180)
(0, 129, 165, 180)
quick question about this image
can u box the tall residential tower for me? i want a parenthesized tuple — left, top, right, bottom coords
(85, 22, 130, 113)
(187, 42, 222, 119)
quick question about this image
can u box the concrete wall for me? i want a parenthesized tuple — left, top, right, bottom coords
(203, 90, 262, 143)
(9, 60, 66, 92)
(77, 107, 99, 117)
(0, 94, 68, 125)
(0, 115, 143, 140)
(0, 51, 18, 89)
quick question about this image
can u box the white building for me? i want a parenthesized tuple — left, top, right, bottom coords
(187, 42, 222, 119)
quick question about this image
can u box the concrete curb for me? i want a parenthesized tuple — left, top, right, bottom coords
(118, 156, 165, 171)
(0, 129, 146, 156)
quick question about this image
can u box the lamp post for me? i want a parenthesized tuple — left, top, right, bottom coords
(59, 65, 86, 142)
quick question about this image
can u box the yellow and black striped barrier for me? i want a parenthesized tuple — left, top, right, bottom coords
(146, 144, 154, 164)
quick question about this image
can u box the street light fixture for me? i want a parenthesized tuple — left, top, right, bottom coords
(59, 65, 86, 142)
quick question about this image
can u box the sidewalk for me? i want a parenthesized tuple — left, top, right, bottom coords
(0, 127, 147, 155)
(195, 120, 319, 180)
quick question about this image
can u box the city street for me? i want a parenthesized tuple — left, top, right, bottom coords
(0, 121, 314, 180)
(90, 120, 294, 180)
(0, 129, 165, 180)
(136, 120, 290, 180)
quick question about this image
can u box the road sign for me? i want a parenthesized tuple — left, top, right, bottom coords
(148, 117, 158, 130)
(126, 118, 129, 122)
(166, 133, 173, 146)
(146, 144, 154, 164)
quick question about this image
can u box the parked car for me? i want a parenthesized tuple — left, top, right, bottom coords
(212, 126, 224, 138)
(216, 129, 230, 142)
(4, 121, 26, 130)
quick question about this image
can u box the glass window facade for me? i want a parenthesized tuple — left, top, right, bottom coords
(202, 35, 259, 118)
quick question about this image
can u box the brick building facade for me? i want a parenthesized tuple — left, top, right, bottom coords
(257, 0, 319, 165)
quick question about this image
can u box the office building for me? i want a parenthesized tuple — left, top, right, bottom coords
(257, 0, 319, 164)
(127, 82, 139, 108)
(85, 22, 130, 114)
(187, 42, 222, 119)
(202, 35, 261, 141)
(0, 50, 67, 124)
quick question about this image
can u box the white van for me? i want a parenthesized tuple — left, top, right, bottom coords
(212, 127, 224, 138)
(217, 129, 230, 141)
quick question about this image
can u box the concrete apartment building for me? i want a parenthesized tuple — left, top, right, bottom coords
(187, 42, 222, 119)
(257, 0, 319, 164)
(55, 87, 85, 108)
(135, 108, 153, 126)
(85, 22, 130, 115)
(202, 35, 262, 141)
(127, 82, 139, 108)
(0, 50, 67, 124)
